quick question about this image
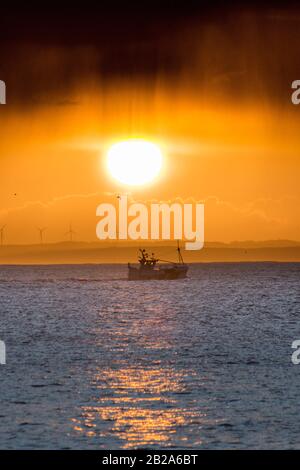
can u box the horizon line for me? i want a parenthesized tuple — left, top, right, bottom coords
(0, 239, 300, 248)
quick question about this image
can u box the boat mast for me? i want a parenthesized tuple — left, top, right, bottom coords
(177, 240, 184, 264)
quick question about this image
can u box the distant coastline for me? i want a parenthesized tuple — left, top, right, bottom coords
(0, 240, 299, 264)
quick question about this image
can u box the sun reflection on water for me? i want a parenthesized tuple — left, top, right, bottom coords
(72, 367, 205, 448)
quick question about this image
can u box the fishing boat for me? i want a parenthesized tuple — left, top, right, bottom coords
(128, 243, 188, 280)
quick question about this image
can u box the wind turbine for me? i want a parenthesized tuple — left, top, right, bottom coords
(37, 227, 47, 244)
(0, 225, 6, 246)
(65, 224, 76, 242)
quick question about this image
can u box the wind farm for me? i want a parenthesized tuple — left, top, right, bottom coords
(37, 227, 47, 244)
(0, 225, 6, 247)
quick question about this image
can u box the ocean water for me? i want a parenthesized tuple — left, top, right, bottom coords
(0, 263, 299, 450)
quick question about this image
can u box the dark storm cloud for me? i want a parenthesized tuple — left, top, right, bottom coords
(1, 1, 300, 108)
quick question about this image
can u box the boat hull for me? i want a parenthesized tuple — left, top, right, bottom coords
(128, 264, 188, 280)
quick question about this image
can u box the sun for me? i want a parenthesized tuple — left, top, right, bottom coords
(107, 139, 163, 186)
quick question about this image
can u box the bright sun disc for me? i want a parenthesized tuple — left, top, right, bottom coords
(107, 139, 163, 186)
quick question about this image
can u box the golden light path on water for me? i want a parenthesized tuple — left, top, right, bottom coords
(72, 367, 206, 448)
(67, 269, 233, 449)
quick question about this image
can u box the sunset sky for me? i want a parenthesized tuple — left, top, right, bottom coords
(0, 2, 300, 244)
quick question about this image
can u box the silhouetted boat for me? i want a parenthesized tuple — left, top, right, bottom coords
(128, 243, 188, 280)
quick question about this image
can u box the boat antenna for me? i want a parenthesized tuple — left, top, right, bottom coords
(177, 240, 184, 264)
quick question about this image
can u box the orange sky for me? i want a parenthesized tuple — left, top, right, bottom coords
(0, 82, 299, 245)
(1, 7, 300, 245)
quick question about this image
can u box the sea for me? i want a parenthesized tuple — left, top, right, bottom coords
(0, 263, 299, 449)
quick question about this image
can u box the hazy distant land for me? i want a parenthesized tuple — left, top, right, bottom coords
(0, 240, 300, 264)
